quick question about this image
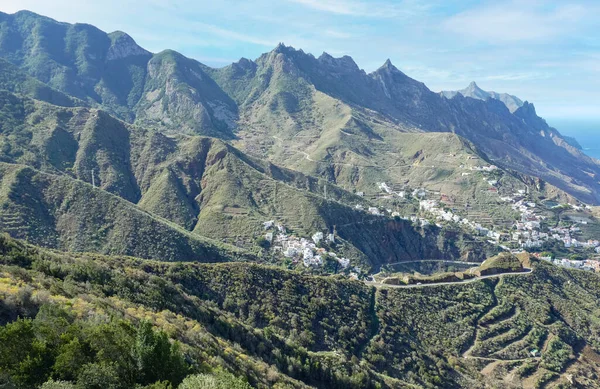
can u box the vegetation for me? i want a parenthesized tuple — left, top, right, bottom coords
(0, 89, 490, 268)
(2, 9, 600, 389)
(0, 235, 600, 387)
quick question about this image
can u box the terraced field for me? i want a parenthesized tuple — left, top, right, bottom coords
(462, 275, 600, 388)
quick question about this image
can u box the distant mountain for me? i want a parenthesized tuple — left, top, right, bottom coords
(0, 10, 598, 236)
(0, 10, 595, 203)
(207, 43, 600, 204)
(441, 81, 524, 112)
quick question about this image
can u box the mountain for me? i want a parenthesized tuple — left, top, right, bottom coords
(0, 89, 491, 267)
(1, 9, 600, 389)
(2, 235, 600, 388)
(206, 44, 600, 204)
(441, 81, 524, 113)
(0, 9, 596, 262)
(0, 10, 237, 136)
(1, 11, 598, 204)
(0, 161, 249, 262)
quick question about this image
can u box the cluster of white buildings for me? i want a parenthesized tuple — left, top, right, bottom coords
(548, 226, 600, 251)
(468, 164, 499, 172)
(507, 195, 596, 250)
(540, 256, 600, 272)
(507, 198, 547, 248)
(263, 221, 350, 270)
(419, 199, 501, 241)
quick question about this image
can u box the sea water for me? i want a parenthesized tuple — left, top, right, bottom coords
(548, 118, 600, 160)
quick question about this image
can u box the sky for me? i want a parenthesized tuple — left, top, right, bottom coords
(1, 0, 599, 120)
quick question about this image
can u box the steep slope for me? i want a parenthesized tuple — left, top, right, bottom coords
(0, 11, 237, 136)
(135, 49, 238, 137)
(2, 11, 598, 204)
(208, 45, 600, 204)
(371, 60, 600, 203)
(0, 91, 490, 266)
(0, 58, 79, 106)
(0, 10, 150, 114)
(2, 236, 600, 388)
(0, 162, 247, 262)
(441, 81, 524, 112)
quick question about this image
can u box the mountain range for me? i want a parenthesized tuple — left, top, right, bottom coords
(1, 9, 600, 389)
(1, 10, 598, 206)
(0, 9, 596, 264)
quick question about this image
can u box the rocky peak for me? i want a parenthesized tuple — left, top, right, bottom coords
(272, 42, 298, 56)
(236, 57, 255, 69)
(229, 57, 257, 74)
(317, 52, 360, 73)
(373, 59, 413, 81)
(515, 101, 536, 116)
(442, 82, 524, 113)
(379, 59, 399, 73)
(107, 31, 151, 61)
(462, 81, 489, 99)
(465, 81, 482, 92)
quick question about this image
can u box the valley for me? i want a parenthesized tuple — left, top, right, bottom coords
(0, 8, 599, 389)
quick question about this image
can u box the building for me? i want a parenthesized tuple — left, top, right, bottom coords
(312, 231, 324, 244)
(368, 207, 381, 215)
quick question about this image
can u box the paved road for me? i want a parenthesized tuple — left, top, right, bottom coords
(365, 268, 532, 289)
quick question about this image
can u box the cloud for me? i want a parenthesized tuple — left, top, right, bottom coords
(481, 72, 552, 82)
(188, 22, 277, 47)
(442, 2, 591, 43)
(287, 0, 429, 18)
(323, 29, 353, 39)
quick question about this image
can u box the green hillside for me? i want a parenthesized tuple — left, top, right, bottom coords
(1, 236, 600, 388)
(1, 9, 600, 387)
(0, 90, 492, 267)
(1, 11, 599, 205)
(0, 162, 247, 262)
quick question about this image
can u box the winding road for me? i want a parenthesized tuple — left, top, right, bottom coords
(364, 267, 533, 289)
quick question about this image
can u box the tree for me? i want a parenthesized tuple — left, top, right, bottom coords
(53, 337, 91, 381)
(323, 254, 338, 274)
(0, 318, 51, 388)
(132, 321, 188, 386)
(75, 362, 122, 389)
(255, 237, 270, 249)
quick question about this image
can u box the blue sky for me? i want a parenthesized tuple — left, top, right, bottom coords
(2, 0, 599, 120)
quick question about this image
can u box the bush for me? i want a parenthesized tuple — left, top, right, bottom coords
(76, 362, 122, 389)
(41, 380, 77, 389)
(255, 237, 270, 249)
(178, 372, 252, 389)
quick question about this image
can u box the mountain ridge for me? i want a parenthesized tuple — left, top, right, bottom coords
(441, 81, 525, 113)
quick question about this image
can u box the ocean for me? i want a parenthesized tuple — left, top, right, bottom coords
(548, 118, 600, 160)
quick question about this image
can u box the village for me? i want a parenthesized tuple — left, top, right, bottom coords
(538, 255, 600, 272)
(260, 162, 600, 276)
(261, 220, 360, 276)
(359, 164, 600, 272)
